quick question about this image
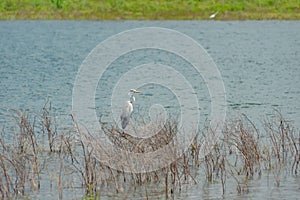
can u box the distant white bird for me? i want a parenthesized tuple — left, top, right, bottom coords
(120, 89, 142, 130)
(209, 11, 219, 19)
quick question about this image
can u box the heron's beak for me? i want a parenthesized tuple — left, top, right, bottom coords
(134, 90, 142, 94)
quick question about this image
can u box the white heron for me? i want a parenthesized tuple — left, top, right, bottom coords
(120, 89, 142, 130)
(209, 11, 219, 19)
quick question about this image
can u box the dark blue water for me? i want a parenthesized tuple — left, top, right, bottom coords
(0, 21, 300, 199)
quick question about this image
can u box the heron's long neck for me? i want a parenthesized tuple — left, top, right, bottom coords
(129, 94, 135, 103)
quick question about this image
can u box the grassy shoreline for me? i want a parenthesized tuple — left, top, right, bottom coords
(1, 0, 300, 20)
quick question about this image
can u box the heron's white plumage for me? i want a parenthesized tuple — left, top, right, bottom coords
(209, 11, 219, 19)
(120, 100, 133, 129)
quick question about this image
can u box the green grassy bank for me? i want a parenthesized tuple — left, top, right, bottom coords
(0, 0, 300, 20)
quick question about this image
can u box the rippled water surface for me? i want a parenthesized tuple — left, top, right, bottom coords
(0, 21, 300, 199)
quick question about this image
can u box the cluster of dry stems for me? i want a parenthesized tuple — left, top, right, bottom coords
(0, 104, 299, 199)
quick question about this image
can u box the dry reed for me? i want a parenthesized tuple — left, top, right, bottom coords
(0, 105, 299, 199)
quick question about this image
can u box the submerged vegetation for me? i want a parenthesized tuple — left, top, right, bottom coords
(0, 0, 300, 20)
(0, 102, 299, 199)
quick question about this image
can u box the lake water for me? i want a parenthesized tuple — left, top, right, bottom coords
(0, 21, 300, 199)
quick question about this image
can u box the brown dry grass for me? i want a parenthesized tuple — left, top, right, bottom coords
(0, 103, 299, 198)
